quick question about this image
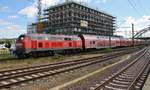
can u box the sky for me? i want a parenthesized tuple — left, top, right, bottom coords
(0, 0, 150, 39)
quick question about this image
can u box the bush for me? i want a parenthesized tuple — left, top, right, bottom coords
(4, 40, 11, 49)
(104, 48, 113, 53)
(52, 54, 65, 60)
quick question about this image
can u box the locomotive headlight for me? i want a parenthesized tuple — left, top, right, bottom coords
(21, 37, 24, 40)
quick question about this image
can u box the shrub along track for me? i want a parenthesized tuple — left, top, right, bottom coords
(0, 47, 141, 89)
(0, 46, 143, 62)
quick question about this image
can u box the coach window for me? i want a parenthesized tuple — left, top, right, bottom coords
(90, 41, 92, 44)
(93, 41, 95, 44)
(64, 38, 68, 41)
(64, 38, 71, 41)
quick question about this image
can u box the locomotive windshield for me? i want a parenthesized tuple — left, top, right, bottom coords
(16, 35, 25, 42)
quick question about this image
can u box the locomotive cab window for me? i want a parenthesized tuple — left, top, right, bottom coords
(38, 36, 43, 40)
(17, 35, 25, 42)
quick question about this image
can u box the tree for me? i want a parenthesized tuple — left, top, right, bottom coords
(0, 41, 5, 44)
(4, 40, 11, 49)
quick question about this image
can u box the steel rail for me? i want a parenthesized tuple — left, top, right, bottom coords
(0, 49, 134, 78)
(0, 48, 140, 89)
(127, 51, 150, 90)
(93, 48, 148, 90)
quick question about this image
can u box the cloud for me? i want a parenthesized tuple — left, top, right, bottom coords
(0, 19, 26, 39)
(8, 15, 18, 19)
(95, 0, 109, 3)
(115, 15, 150, 38)
(5, 25, 21, 30)
(0, 19, 10, 25)
(0, 5, 11, 13)
(0, 6, 9, 12)
(41, 0, 61, 7)
(66, 0, 109, 3)
(70, 0, 92, 3)
(0, 28, 25, 39)
(18, 0, 61, 18)
(18, 5, 37, 18)
(18, 0, 109, 18)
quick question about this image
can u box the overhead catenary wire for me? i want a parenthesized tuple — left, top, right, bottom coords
(131, 0, 147, 15)
(137, 0, 148, 14)
(26, 0, 34, 4)
(127, 0, 142, 17)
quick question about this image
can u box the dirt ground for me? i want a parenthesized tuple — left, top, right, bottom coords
(0, 53, 105, 71)
(11, 53, 131, 90)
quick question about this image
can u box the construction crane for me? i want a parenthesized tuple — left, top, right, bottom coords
(65, 0, 71, 2)
(37, 0, 42, 33)
(26, 0, 43, 33)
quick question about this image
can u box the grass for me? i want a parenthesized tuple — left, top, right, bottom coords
(0, 49, 12, 60)
(103, 48, 113, 53)
(51, 54, 65, 61)
(0, 54, 68, 70)
(0, 46, 141, 70)
(0, 54, 14, 60)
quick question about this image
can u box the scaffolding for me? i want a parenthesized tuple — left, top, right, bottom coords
(29, 1, 116, 36)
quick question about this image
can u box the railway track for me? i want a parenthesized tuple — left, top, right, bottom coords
(0, 48, 141, 89)
(92, 47, 150, 90)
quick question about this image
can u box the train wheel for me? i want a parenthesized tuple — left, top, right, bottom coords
(17, 55, 23, 59)
(25, 54, 30, 58)
(45, 52, 49, 56)
(64, 50, 67, 55)
(68, 50, 72, 55)
(32, 52, 38, 58)
(66, 50, 70, 55)
(48, 51, 52, 56)
(71, 49, 75, 54)
(61, 50, 65, 55)
(51, 51, 56, 56)
(17, 54, 26, 59)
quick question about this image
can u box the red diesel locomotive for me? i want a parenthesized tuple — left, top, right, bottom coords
(14, 34, 144, 58)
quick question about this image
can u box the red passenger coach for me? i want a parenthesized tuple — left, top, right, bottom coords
(79, 35, 122, 49)
(120, 38, 127, 46)
(79, 35, 97, 49)
(111, 37, 119, 47)
(96, 36, 110, 48)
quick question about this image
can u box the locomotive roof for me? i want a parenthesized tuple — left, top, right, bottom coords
(25, 34, 80, 40)
(26, 34, 79, 38)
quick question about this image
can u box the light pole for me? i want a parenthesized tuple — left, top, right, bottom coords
(132, 23, 134, 46)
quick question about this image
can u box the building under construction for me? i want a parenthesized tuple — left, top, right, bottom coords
(28, 1, 116, 36)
